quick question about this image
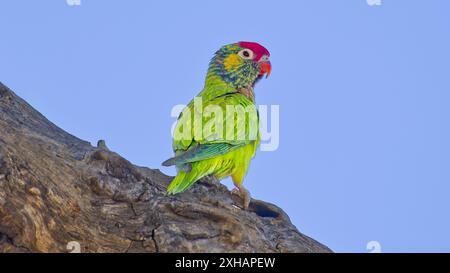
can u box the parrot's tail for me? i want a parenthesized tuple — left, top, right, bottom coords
(167, 169, 208, 195)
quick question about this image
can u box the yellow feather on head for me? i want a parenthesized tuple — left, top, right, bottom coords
(223, 54, 242, 71)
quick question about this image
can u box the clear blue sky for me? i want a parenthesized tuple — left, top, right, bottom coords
(1, 0, 449, 252)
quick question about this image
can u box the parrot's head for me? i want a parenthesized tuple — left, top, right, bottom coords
(207, 41, 271, 89)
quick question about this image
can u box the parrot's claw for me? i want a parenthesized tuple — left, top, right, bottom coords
(231, 186, 251, 210)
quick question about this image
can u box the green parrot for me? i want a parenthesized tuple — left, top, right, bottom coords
(162, 41, 271, 209)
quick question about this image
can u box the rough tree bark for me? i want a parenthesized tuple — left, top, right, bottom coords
(0, 82, 331, 253)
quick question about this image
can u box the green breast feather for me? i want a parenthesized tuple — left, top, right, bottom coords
(163, 88, 260, 167)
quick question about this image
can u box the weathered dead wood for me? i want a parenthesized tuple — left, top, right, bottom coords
(0, 82, 331, 253)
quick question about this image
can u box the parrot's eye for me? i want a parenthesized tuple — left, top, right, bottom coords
(238, 49, 254, 60)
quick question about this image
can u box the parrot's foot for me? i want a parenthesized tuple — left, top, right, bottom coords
(231, 185, 251, 210)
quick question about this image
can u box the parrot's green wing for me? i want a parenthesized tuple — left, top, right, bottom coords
(163, 90, 259, 167)
(162, 142, 246, 166)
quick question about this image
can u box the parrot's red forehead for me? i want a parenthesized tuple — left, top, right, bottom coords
(238, 41, 270, 61)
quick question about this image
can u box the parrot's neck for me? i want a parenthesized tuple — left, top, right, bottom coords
(204, 59, 257, 102)
(237, 86, 255, 101)
(204, 72, 255, 102)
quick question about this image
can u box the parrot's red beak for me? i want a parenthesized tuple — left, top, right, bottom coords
(259, 61, 272, 78)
